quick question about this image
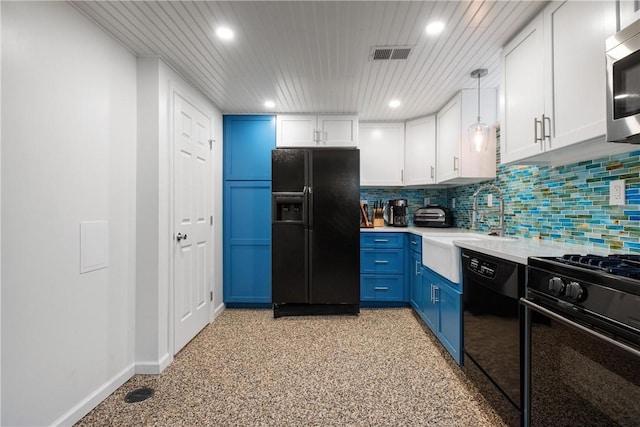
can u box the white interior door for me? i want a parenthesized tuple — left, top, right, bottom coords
(173, 93, 212, 354)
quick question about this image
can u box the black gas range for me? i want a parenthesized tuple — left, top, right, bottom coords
(522, 254, 640, 427)
(527, 254, 640, 340)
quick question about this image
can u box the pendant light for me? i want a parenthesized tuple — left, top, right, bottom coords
(468, 68, 489, 152)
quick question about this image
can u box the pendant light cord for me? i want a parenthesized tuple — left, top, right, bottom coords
(477, 73, 481, 123)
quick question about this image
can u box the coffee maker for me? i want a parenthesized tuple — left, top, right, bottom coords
(386, 199, 408, 227)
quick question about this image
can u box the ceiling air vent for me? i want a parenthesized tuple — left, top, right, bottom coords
(369, 46, 413, 61)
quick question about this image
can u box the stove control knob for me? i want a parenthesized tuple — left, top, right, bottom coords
(565, 282, 585, 302)
(548, 277, 565, 295)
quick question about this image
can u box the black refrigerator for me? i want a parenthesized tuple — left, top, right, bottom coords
(271, 148, 360, 318)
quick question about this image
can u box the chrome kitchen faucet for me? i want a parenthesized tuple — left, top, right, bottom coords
(471, 184, 505, 237)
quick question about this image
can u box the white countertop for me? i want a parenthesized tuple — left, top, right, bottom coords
(361, 226, 612, 264)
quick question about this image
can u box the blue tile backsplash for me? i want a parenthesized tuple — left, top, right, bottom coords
(361, 144, 640, 253)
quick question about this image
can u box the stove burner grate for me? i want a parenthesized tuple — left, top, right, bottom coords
(556, 254, 640, 278)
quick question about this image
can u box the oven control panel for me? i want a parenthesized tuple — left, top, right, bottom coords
(548, 276, 586, 302)
(469, 257, 497, 279)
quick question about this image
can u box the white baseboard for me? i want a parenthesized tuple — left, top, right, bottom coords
(135, 352, 172, 375)
(212, 302, 225, 321)
(52, 363, 135, 427)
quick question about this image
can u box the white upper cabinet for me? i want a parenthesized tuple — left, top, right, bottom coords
(276, 114, 358, 147)
(404, 115, 437, 186)
(501, 1, 626, 166)
(317, 115, 358, 147)
(436, 89, 497, 184)
(359, 122, 405, 186)
(619, 0, 640, 30)
(500, 15, 545, 164)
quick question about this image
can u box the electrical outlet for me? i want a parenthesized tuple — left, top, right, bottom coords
(487, 194, 493, 207)
(452, 198, 456, 209)
(610, 179, 626, 205)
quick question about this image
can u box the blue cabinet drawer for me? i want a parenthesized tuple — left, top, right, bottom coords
(360, 232, 404, 249)
(408, 233, 422, 254)
(360, 275, 404, 301)
(360, 249, 404, 274)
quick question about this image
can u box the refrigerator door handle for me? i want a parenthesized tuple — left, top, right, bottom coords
(308, 229, 313, 301)
(308, 186, 313, 229)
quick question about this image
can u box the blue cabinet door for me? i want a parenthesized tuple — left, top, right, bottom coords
(436, 280, 462, 365)
(409, 250, 422, 310)
(223, 181, 272, 303)
(420, 267, 438, 332)
(223, 115, 276, 180)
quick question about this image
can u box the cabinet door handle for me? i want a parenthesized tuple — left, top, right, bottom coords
(374, 239, 388, 243)
(374, 260, 389, 264)
(534, 117, 543, 146)
(433, 286, 440, 303)
(453, 156, 459, 171)
(411, 240, 418, 245)
(430, 284, 434, 303)
(415, 260, 420, 275)
(543, 114, 551, 146)
(374, 286, 389, 291)
(430, 165, 435, 179)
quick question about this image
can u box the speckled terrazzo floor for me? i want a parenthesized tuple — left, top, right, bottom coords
(76, 308, 506, 426)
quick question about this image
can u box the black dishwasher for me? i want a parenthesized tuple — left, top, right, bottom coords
(462, 249, 525, 427)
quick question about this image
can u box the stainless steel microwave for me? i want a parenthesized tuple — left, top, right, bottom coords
(607, 19, 640, 143)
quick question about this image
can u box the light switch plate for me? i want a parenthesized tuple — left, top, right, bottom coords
(610, 179, 626, 206)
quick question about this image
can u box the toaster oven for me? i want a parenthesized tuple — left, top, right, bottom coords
(414, 206, 453, 228)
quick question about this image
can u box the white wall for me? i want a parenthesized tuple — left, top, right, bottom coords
(135, 57, 224, 373)
(1, 2, 137, 425)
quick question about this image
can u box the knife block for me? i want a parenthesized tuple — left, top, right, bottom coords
(373, 208, 384, 227)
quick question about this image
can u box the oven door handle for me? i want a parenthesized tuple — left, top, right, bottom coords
(520, 298, 640, 359)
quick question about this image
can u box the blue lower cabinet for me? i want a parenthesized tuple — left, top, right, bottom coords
(435, 280, 462, 365)
(361, 249, 404, 274)
(417, 266, 463, 365)
(360, 275, 404, 301)
(359, 232, 408, 305)
(409, 250, 422, 310)
(223, 181, 272, 304)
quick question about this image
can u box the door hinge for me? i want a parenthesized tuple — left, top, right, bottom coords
(208, 139, 214, 150)
(210, 291, 213, 302)
(210, 215, 213, 226)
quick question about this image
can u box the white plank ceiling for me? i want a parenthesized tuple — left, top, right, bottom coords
(71, 0, 548, 121)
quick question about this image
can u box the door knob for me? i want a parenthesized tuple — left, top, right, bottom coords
(176, 232, 187, 242)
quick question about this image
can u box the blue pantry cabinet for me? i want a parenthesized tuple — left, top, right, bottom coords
(223, 115, 276, 305)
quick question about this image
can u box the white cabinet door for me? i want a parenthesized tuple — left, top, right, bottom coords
(318, 115, 358, 147)
(619, 0, 640, 30)
(276, 115, 317, 147)
(359, 122, 405, 186)
(277, 114, 358, 147)
(404, 115, 436, 185)
(500, 14, 545, 164)
(543, 1, 611, 151)
(436, 95, 462, 182)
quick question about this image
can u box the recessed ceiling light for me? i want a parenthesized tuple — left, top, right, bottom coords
(216, 27, 234, 40)
(264, 100, 275, 108)
(425, 21, 445, 36)
(389, 99, 401, 108)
